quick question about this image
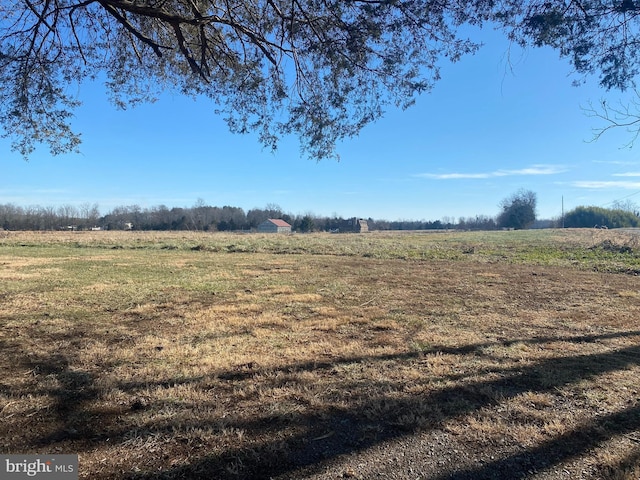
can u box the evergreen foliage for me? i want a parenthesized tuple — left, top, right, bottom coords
(497, 189, 537, 230)
(563, 206, 640, 228)
(2, 1, 640, 159)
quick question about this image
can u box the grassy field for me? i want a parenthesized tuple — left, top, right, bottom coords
(1, 229, 639, 479)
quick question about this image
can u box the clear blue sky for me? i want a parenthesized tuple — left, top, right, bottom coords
(2, 27, 640, 222)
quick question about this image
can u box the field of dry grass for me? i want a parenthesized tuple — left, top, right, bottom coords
(1, 229, 639, 479)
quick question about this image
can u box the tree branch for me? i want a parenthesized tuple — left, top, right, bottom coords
(170, 21, 207, 78)
(98, 0, 168, 57)
(583, 92, 640, 147)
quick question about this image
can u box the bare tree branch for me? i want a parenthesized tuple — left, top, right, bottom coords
(583, 90, 640, 147)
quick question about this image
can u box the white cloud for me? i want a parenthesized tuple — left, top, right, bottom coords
(0, 187, 70, 196)
(417, 172, 493, 179)
(415, 164, 567, 180)
(571, 180, 640, 189)
(592, 160, 639, 166)
(612, 172, 640, 177)
(502, 165, 568, 175)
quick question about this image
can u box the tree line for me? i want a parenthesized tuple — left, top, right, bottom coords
(0, 201, 460, 232)
(1, 193, 638, 232)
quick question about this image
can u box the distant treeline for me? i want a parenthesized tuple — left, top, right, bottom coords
(563, 206, 640, 229)
(0, 202, 637, 232)
(0, 202, 497, 232)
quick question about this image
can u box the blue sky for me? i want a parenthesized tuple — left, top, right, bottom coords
(2, 27, 640, 222)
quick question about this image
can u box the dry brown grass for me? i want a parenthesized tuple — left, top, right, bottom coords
(1, 229, 639, 479)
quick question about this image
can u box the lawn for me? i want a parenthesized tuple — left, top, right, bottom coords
(1, 229, 639, 479)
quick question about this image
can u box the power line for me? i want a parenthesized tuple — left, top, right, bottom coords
(601, 189, 640, 208)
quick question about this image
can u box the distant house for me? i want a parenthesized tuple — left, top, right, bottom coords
(257, 218, 292, 233)
(355, 218, 369, 233)
(337, 217, 369, 233)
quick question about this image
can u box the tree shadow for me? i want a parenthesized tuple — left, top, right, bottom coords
(4, 328, 639, 478)
(432, 403, 640, 480)
(4, 350, 100, 446)
(112, 329, 640, 391)
(115, 335, 640, 479)
(430, 329, 640, 356)
(601, 444, 640, 480)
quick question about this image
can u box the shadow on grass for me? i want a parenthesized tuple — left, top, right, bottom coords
(112, 329, 640, 389)
(431, 329, 640, 356)
(113, 333, 640, 479)
(433, 403, 640, 480)
(4, 330, 640, 478)
(0, 350, 101, 447)
(32, 356, 99, 445)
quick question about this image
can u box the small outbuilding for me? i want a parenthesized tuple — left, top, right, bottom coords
(257, 218, 292, 233)
(337, 217, 369, 233)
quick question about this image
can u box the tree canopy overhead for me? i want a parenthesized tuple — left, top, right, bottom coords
(1, 1, 639, 160)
